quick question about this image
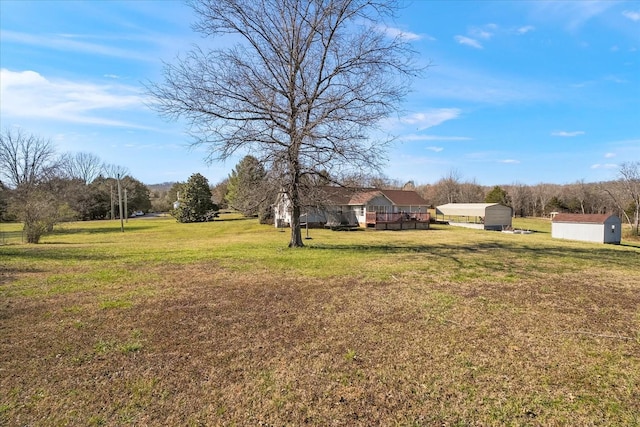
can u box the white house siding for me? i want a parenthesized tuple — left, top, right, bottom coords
(366, 195, 394, 212)
(274, 193, 291, 227)
(275, 187, 429, 229)
(302, 207, 328, 225)
(362, 196, 394, 226)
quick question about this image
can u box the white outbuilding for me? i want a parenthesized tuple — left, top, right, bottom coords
(551, 213, 621, 244)
(435, 203, 513, 231)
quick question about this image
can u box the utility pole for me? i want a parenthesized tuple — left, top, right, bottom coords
(110, 184, 114, 220)
(117, 174, 124, 232)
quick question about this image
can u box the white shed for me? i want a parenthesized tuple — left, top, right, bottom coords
(436, 203, 513, 231)
(552, 213, 621, 244)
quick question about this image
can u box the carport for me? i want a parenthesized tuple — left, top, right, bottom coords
(436, 203, 513, 231)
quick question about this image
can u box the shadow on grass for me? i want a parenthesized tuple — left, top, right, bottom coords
(0, 230, 24, 244)
(53, 224, 156, 235)
(308, 240, 639, 269)
(0, 246, 117, 263)
(620, 241, 640, 249)
(212, 216, 257, 222)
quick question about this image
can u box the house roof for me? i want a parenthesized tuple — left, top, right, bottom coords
(312, 186, 428, 207)
(436, 203, 510, 217)
(378, 189, 429, 206)
(552, 213, 617, 224)
(348, 190, 386, 205)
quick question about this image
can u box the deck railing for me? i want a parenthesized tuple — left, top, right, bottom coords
(366, 212, 430, 224)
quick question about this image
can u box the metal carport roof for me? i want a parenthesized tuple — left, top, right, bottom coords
(436, 203, 504, 217)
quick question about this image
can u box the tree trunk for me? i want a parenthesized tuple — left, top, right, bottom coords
(288, 184, 304, 248)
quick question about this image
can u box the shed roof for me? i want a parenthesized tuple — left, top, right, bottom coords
(552, 213, 617, 224)
(436, 203, 509, 217)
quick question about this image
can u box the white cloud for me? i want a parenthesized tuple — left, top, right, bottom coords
(380, 26, 424, 41)
(469, 26, 494, 40)
(604, 75, 627, 84)
(551, 130, 585, 137)
(402, 134, 471, 142)
(0, 69, 148, 127)
(517, 25, 535, 34)
(623, 10, 640, 21)
(401, 108, 462, 130)
(416, 63, 556, 105)
(570, 80, 596, 88)
(426, 146, 444, 152)
(591, 163, 618, 169)
(528, 1, 617, 31)
(453, 23, 534, 51)
(0, 30, 154, 62)
(500, 159, 521, 164)
(454, 35, 483, 49)
(604, 152, 616, 158)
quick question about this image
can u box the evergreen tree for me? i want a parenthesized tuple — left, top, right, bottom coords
(0, 181, 10, 221)
(485, 185, 509, 205)
(225, 156, 267, 217)
(174, 173, 217, 223)
(120, 176, 152, 215)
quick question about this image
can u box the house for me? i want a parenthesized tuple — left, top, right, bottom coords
(435, 203, 513, 231)
(551, 213, 621, 244)
(274, 186, 430, 230)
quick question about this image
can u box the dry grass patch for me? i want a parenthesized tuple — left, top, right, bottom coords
(1, 218, 639, 425)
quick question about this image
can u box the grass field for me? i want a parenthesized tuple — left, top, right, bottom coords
(1, 215, 639, 426)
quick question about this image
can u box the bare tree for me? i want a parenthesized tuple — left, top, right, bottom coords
(148, 0, 418, 247)
(341, 173, 401, 189)
(0, 128, 58, 188)
(433, 169, 462, 205)
(507, 182, 533, 217)
(531, 183, 559, 217)
(565, 179, 598, 215)
(102, 163, 130, 180)
(459, 179, 485, 203)
(60, 152, 104, 184)
(211, 178, 230, 209)
(415, 183, 435, 206)
(0, 128, 65, 242)
(608, 161, 640, 235)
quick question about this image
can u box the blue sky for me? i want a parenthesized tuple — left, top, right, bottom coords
(1, 1, 639, 186)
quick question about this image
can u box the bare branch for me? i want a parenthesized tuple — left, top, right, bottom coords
(0, 128, 58, 189)
(147, 0, 419, 247)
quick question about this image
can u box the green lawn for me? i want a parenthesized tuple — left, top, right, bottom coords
(1, 215, 639, 425)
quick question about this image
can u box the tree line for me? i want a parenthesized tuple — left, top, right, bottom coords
(6, 1, 635, 247)
(2, 125, 638, 244)
(0, 128, 151, 242)
(167, 154, 639, 237)
(412, 167, 639, 234)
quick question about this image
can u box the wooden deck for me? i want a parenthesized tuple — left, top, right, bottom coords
(366, 212, 430, 230)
